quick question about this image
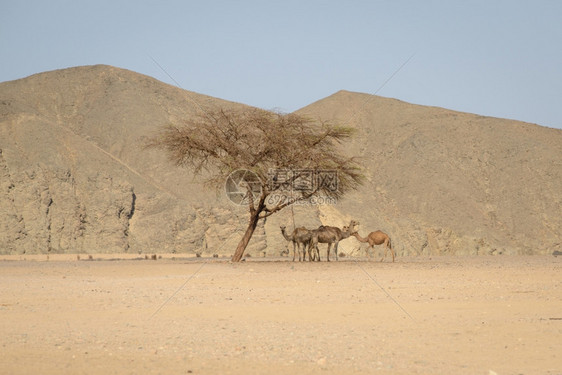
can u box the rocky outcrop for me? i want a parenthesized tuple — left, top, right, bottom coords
(0, 150, 135, 254)
(0, 149, 25, 253)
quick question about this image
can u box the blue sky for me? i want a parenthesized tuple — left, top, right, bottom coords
(2, 0, 561, 129)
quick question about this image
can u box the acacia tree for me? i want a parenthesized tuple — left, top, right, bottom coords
(147, 107, 363, 262)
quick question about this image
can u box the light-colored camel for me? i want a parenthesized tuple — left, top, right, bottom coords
(351, 230, 395, 262)
(309, 220, 358, 261)
(280, 226, 313, 261)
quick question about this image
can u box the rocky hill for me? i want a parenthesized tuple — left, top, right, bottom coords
(1, 65, 560, 256)
(0, 65, 266, 256)
(297, 91, 562, 256)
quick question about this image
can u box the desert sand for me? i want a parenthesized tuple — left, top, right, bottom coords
(1, 254, 560, 374)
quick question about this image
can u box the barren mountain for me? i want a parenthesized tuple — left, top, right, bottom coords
(1, 65, 560, 256)
(0, 65, 267, 256)
(297, 91, 562, 255)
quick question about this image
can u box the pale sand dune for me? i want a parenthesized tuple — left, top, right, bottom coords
(1, 255, 560, 374)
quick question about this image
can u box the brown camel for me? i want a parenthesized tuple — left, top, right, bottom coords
(309, 220, 358, 261)
(351, 230, 395, 262)
(307, 226, 349, 262)
(280, 226, 313, 261)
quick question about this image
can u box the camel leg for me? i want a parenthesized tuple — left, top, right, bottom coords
(326, 243, 332, 262)
(308, 240, 317, 261)
(292, 242, 297, 262)
(334, 242, 339, 261)
(380, 240, 389, 262)
(308, 242, 316, 262)
(310, 245, 318, 261)
(308, 240, 318, 261)
(383, 239, 396, 262)
(309, 242, 318, 261)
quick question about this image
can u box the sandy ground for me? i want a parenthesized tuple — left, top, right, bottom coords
(0, 255, 561, 375)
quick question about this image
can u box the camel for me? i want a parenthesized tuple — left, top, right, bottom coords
(309, 220, 358, 262)
(307, 226, 349, 262)
(351, 230, 395, 262)
(280, 225, 313, 261)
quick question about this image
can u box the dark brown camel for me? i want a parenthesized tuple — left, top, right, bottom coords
(309, 220, 358, 261)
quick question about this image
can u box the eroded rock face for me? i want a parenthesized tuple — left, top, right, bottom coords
(0, 154, 135, 254)
(80, 173, 135, 253)
(0, 149, 269, 256)
(0, 149, 25, 253)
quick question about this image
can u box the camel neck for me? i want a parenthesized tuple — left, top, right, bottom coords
(280, 229, 292, 241)
(353, 232, 368, 242)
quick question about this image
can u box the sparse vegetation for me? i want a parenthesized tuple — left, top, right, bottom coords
(147, 107, 363, 261)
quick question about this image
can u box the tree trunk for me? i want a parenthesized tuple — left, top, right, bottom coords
(231, 211, 260, 262)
